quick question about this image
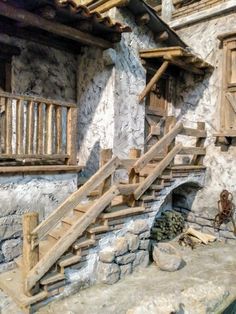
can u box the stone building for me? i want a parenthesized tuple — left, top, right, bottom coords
(0, 0, 235, 312)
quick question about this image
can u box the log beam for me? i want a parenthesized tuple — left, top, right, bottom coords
(0, 2, 112, 49)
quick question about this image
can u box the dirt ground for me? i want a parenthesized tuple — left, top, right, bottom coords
(0, 240, 235, 314)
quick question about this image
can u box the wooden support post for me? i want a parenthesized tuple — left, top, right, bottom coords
(139, 61, 169, 103)
(23, 212, 39, 296)
(129, 148, 141, 184)
(66, 107, 78, 165)
(191, 122, 206, 165)
(99, 149, 113, 195)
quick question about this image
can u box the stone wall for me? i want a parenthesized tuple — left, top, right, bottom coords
(77, 8, 157, 178)
(171, 12, 236, 224)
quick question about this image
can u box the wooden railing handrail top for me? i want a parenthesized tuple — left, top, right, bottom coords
(0, 91, 77, 108)
(31, 156, 121, 242)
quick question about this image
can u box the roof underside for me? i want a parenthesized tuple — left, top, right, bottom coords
(140, 46, 213, 75)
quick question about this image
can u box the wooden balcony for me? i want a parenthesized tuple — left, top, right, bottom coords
(0, 92, 81, 173)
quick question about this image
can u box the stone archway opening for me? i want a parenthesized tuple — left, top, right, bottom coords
(150, 181, 202, 244)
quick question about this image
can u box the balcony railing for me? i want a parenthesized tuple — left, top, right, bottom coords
(0, 92, 77, 167)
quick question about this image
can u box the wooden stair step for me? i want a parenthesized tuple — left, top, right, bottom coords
(40, 272, 65, 286)
(48, 224, 68, 240)
(89, 189, 100, 197)
(74, 201, 95, 213)
(39, 238, 56, 257)
(87, 225, 110, 234)
(150, 184, 164, 190)
(58, 254, 81, 268)
(99, 206, 145, 219)
(73, 238, 96, 250)
(61, 213, 83, 227)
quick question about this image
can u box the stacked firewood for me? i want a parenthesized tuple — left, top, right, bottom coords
(151, 210, 185, 241)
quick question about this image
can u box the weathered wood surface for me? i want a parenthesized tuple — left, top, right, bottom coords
(139, 61, 169, 103)
(26, 185, 120, 293)
(91, 0, 129, 13)
(66, 107, 78, 165)
(134, 121, 183, 173)
(134, 143, 183, 200)
(0, 165, 82, 173)
(0, 2, 112, 49)
(32, 157, 121, 242)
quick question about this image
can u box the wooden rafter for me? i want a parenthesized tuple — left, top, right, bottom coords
(0, 2, 112, 49)
(139, 61, 169, 103)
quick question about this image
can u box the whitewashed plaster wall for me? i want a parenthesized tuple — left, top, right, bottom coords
(0, 33, 77, 101)
(172, 12, 236, 218)
(77, 8, 157, 177)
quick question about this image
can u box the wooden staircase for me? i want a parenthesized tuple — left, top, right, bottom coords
(0, 120, 207, 313)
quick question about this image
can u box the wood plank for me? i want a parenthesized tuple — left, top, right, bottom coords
(5, 97, 12, 154)
(91, 0, 129, 13)
(134, 121, 183, 173)
(0, 165, 82, 173)
(31, 156, 121, 241)
(139, 61, 169, 103)
(118, 183, 139, 195)
(16, 99, 24, 155)
(134, 143, 183, 200)
(180, 127, 206, 137)
(0, 91, 76, 109)
(0, 2, 112, 49)
(66, 107, 78, 165)
(25, 185, 120, 292)
(0, 154, 69, 160)
(37, 103, 44, 154)
(100, 206, 145, 219)
(180, 147, 206, 155)
(26, 101, 35, 155)
(163, 56, 204, 75)
(45, 104, 53, 155)
(55, 106, 62, 154)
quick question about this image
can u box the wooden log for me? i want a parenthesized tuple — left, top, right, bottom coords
(23, 212, 39, 296)
(37, 103, 44, 155)
(16, 99, 24, 155)
(26, 101, 35, 155)
(134, 121, 183, 173)
(25, 185, 120, 293)
(5, 97, 12, 155)
(163, 56, 204, 75)
(154, 31, 169, 43)
(55, 106, 62, 154)
(31, 156, 121, 242)
(45, 104, 53, 155)
(0, 2, 112, 49)
(134, 143, 182, 200)
(66, 107, 78, 165)
(139, 61, 169, 103)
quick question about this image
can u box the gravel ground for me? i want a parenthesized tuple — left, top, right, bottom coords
(0, 240, 235, 314)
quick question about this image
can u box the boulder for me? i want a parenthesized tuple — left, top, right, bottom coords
(2, 238, 22, 262)
(153, 243, 184, 272)
(96, 262, 120, 285)
(99, 247, 115, 263)
(116, 253, 136, 265)
(139, 240, 150, 250)
(112, 237, 128, 257)
(125, 233, 139, 252)
(133, 250, 149, 268)
(128, 220, 149, 235)
(120, 264, 132, 278)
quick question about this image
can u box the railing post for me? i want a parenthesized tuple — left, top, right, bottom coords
(191, 122, 206, 165)
(99, 149, 113, 195)
(66, 107, 78, 165)
(129, 148, 141, 184)
(23, 212, 39, 296)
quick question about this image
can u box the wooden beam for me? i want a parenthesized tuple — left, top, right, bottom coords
(180, 147, 206, 155)
(91, 0, 130, 13)
(25, 185, 120, 293)
(0, 2, 112, 49)
(139, 61, 169, 103)
(163, 56, 204, 75)
(154, 31, 169, 43)
(23, 212, 39, 296)
(180, 127, 207, 138)
(0, 165, 82, 173)
(31, 157, 121, 242)
(134, 143, 183, 200)
(133, 121, 183, 173)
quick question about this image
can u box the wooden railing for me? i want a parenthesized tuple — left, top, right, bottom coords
(0, 92, 77, 165)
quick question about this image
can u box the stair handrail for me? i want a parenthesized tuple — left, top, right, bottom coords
(133, 121, 184, 173)
(31, 156, 121, 245)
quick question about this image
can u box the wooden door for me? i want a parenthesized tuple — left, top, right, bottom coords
(144, 74, 168, 154)
(221, 38, 236, 131)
